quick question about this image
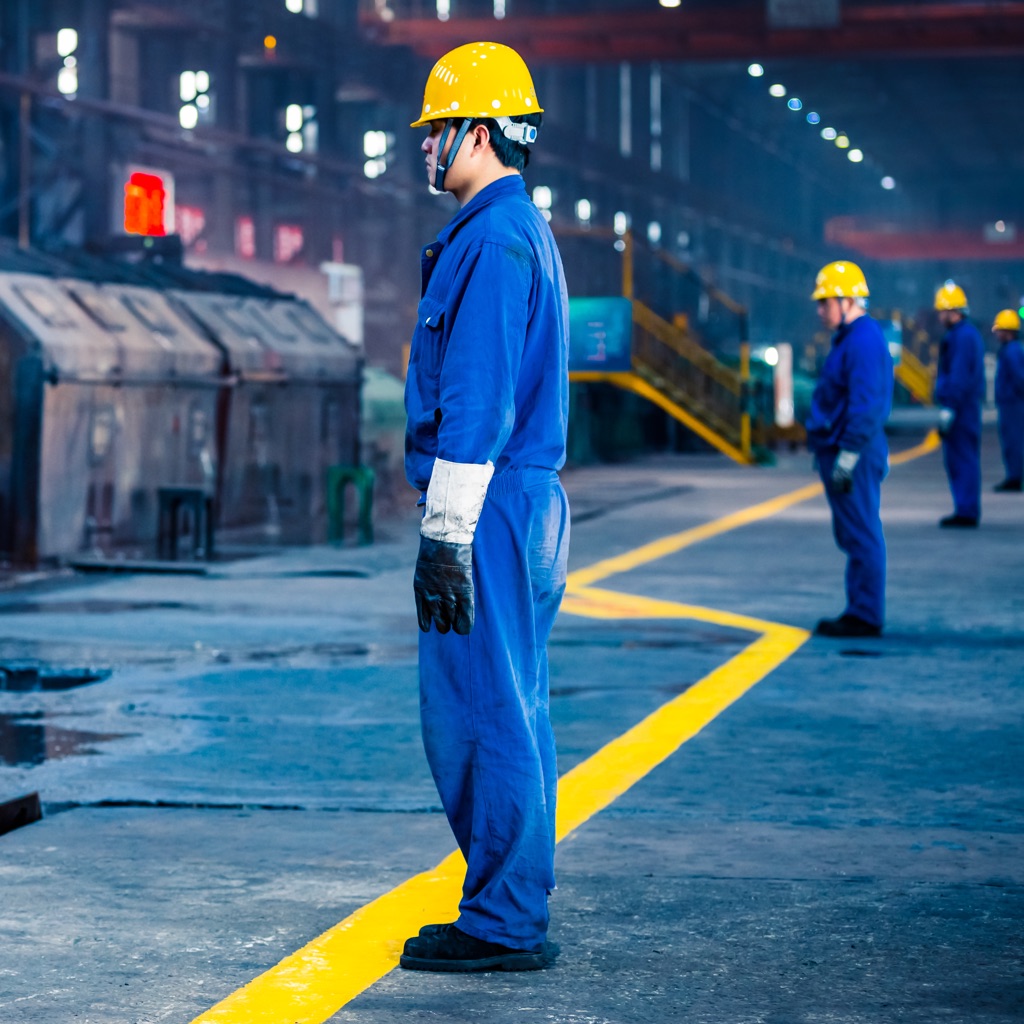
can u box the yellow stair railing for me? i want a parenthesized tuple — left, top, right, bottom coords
(894, 346, 934, 405)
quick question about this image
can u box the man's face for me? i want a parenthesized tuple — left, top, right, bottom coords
(817, 297, 847, 331)
(938, 309, 962, 328)
(995, 329, 1016, 344)
(421, 119, 461, 191)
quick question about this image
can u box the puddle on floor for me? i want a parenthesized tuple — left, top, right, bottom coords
(0, 663, 112, 692)
(0, 712, 132, 767)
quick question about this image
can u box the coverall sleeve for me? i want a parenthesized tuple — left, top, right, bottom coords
(436, 240, 533, 466)
(838, 337, 889, 452)
(935, 329, 979, 409)
(1009, 347, 1024, 403)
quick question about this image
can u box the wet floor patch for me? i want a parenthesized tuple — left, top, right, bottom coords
(0, 712, 133, 767)
(0, 599, 195, 614)
(0, 662, 112, 691)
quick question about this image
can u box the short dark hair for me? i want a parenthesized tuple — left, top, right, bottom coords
(468, 113, 543, 172)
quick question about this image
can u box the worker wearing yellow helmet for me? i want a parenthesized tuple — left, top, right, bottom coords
(933, 281, 985, 526)
(805, 261, 893, 638)
(402, 42, 568, 973)
(992, 308, 1024, 491)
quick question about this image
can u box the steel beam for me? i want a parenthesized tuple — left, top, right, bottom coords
(361, 3, 1024, 61)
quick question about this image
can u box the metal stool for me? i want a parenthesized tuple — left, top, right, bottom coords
(326, 466, 375, 545)
(157, 486, 215, 560)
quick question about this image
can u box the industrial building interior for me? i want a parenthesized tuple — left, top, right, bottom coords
(1, 4, 1023, 1024)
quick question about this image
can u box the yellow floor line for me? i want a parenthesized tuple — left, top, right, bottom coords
(191, 598, 806, 1024)
(191, 433, 939, 1024)
(569, 430, 941, 590)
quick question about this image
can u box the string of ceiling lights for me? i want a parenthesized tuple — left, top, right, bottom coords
(746, 62, 896, 191)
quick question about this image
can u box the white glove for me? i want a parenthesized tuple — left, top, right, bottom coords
(938, 407, 955, 437)
(831, 449, 860, 494)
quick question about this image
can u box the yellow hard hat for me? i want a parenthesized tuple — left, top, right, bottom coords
(811, 261, 869, 300)
(935, 281, 968, 311)
(992, 308, 1021, 333)
(410, 42, 543, 128)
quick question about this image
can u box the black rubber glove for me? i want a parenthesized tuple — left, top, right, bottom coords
(413, 536, 475, 636)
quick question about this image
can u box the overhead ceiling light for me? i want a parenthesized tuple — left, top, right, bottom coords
(881, 176, 896, 190)
(820, 126, 837, 140)
(835, 133, 850, 149)
(806, 111, 820, 125)
(659, 0, 682, 7)
(787, 97, 802, 111)
(769, 83, 787, 98)
(848, 148, 864, 162)
(747, 63, 764, 77)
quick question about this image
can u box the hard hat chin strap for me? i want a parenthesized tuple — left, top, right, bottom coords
(433, 118, 473, 193)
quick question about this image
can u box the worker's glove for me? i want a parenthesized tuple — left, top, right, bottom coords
(938, 407, 955, 437)
(831, 449, 860, 495)
(414, 457, 494, 637)
(414, 537, 474, 635)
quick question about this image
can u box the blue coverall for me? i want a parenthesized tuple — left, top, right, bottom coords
(405, 176, 570, 950)
(995, 339, 1024, 483)
(806, 314, 894, 628)
(934, 318, 986, 520)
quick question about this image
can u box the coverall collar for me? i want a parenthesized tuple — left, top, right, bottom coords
(437, 175, 527, 247)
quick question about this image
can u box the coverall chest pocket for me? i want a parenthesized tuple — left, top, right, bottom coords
(412, 297, 446, 382)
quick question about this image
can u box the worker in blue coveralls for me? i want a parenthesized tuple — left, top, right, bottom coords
(934, 281, 986, 527)
(992, 308, 1024, 492)
(399, 42, 570, 973)
(805, 261, 894, 638)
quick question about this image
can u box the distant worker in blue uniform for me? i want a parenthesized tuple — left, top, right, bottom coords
(934, 281, 986, 527)
(400, 42, 570, 973)
(805, 261, 894, 638)
(992, 309, 1024, 493)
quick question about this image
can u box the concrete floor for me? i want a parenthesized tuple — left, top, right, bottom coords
(0, 426, 1021, 1024)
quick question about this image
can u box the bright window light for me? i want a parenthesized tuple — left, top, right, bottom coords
(747, 63, 764, 77)
(285, 104, 304, 133)
(995, 219, 1007, 233)
(494, 0, 505, 16)
(764, 346, 779, 367)
(286, 131, 304, 153)
(614, 211, 629, 235)
(196, 94, 210, 111)
(647, 221, 662, 244)
(436, 0, 450, 20)
(881, 176, 896, 190)
(769, 83, 787, 98)
(821, 126, 837, 140)
(532, 185, 552, 210)
(576, 198, 592, 222)
(363, 158, 386, 178)
(179, 104, 199, 130)
(848, 148, 864, 163)
(286, 0, 304, 11)
(57, 28, 78, 57)
(179, 71, 197, 102)
(195, 70, 210, 94)
(57, 66, 78, 96)
(363, 130, 388, 158)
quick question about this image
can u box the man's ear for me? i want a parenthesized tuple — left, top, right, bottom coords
(471, 123, 492, 153)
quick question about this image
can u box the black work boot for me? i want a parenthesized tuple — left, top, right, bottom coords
(994, 479, 1022, 492)
(939, 514, 979, 527)
(814, 613, 882, 638)
(400, 923, 547, 972)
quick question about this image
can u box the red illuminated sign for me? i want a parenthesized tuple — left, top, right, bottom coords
(123, 172, 168, 236)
